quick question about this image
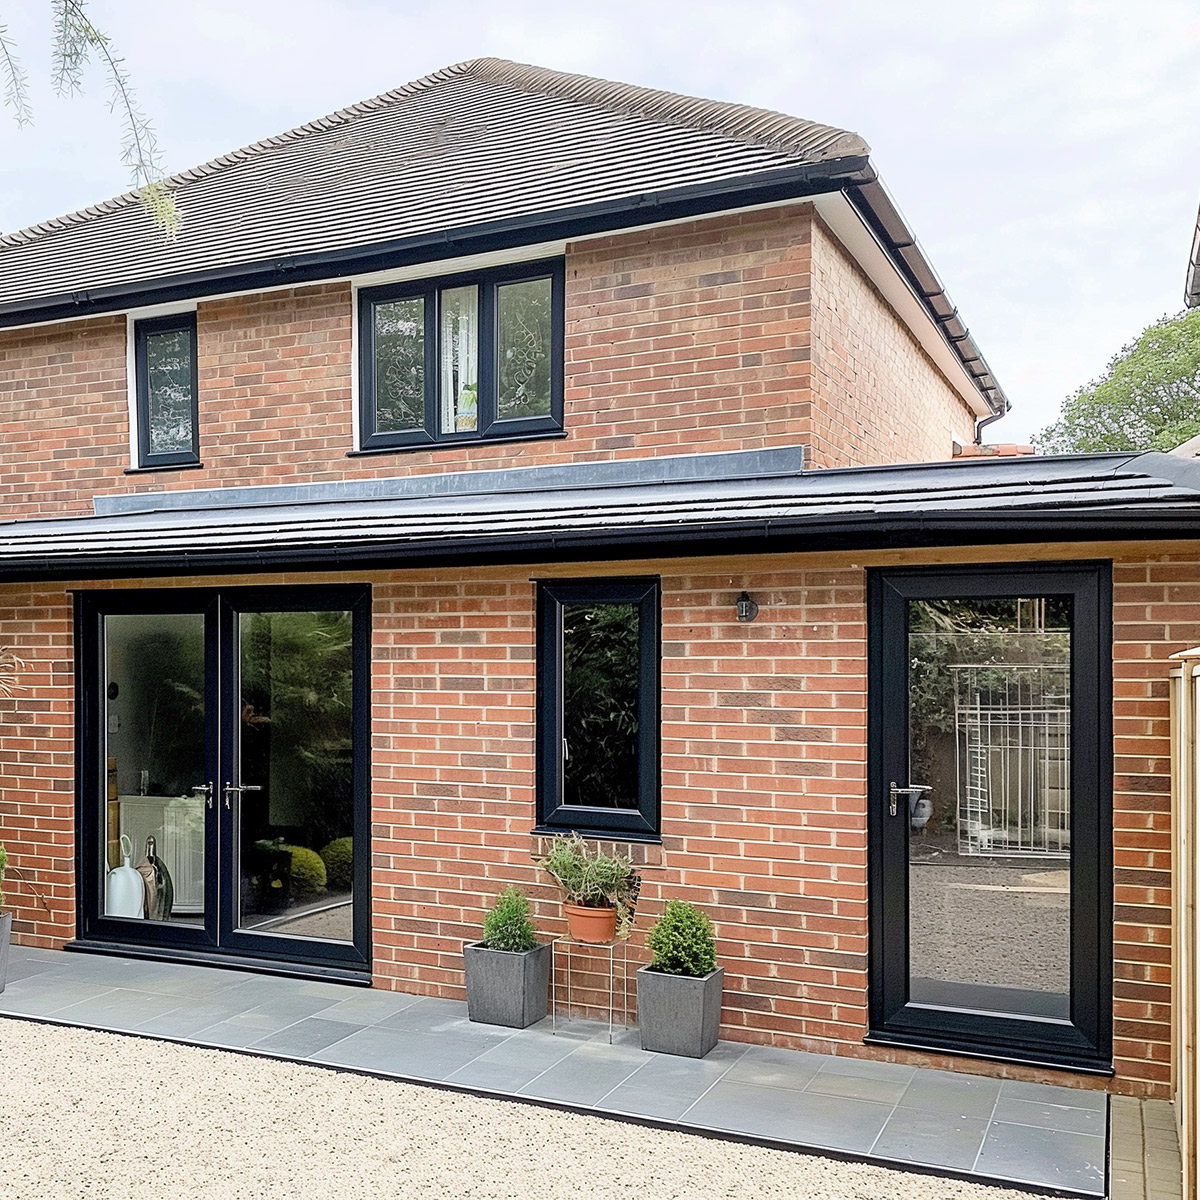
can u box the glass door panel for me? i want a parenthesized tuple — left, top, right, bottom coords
(83, 585, 369, 972)
(233, 609, 356, 945)
(906, 597, 1071, 1020)
(869, 565, 1111, 1072)
(101, 612, 209, 928)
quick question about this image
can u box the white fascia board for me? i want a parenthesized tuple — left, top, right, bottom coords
(811, 192, 990, 418)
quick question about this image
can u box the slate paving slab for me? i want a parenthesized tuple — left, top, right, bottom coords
(0, 945, 1112, 1196)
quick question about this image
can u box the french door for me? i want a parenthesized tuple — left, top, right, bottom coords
(867, 564, 1112, 1072)
(76, 585, 371, 975)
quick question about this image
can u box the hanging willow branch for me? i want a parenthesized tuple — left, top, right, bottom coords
(0, 1, 179, 238)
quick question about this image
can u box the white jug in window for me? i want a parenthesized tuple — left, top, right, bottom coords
(105, 834, 144, 918)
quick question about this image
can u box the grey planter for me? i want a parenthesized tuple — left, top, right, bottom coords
(463, 940, 551, 1029)
(0, 911, 10, 994)
(637, 965, 724, 1058)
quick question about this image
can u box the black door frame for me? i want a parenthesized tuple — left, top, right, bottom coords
(74, 584, 372, 976)
(866, 561, 1113, 1073)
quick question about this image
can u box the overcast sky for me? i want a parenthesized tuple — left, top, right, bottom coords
(1, 0, 1197, 442)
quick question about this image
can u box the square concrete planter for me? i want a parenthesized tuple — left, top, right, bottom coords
(463, 940, 551, 1029)
(637, 964, 724, 1058)
(0, 911, 11, 994)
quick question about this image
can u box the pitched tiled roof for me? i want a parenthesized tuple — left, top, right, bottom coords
(0, 58, 868, 312)
(0, 449, 1197, 581)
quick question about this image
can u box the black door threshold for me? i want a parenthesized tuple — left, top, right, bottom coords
(63, 939, 372, 986)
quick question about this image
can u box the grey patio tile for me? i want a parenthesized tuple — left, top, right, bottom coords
(445, 1032, 580, 1093)
(47, 986, 187, 1029)
(598, 1049, 740, 1122)
(992, 1093, 1106, 1135)
(247, 1017, 360, 1057)
(131, 997, 269, 1038)
(684, 1078, 893, 1153)
(721, 1044, 826, 1091)
(316, 989, 425, 1025)
(207, 976, 345, 1013)
(870, 1105, 990, 1170)
(897, 1067, 1002, 1119)
(3, 949, 60, 982)
(131, 967, 256, 1000)
(999, 1077, 1108, 1111)
(813, 1055, 917, 1084)
(375, 996, 470, 1032)
(204, 988, 340, 1026)
(190, 1021, 276, 1050)
(518, 1040, 650, 1106)
(0, 978, 116, 1017)
(311, 1023, 509, 1081)
(805, 1068, 910, 1105)
(975, 1121, 1106, 1194)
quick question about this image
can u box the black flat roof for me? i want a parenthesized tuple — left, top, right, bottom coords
(1, 450, 1197, 582)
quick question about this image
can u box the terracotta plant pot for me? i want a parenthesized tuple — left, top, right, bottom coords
(564, 903, 617, 943)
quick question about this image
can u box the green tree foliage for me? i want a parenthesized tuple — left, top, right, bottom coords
(1036, 309, 1200, 453)
(0, 0, 178, 236)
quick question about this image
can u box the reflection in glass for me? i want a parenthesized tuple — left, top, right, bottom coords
(496, 278, 552, 421)
(439, 286, 478, 433)
(907, 597, 1071, 1019)
(563, 602, 640, 810)
(237, 610, 354, 943)
(145, 329, 194, 455)
(102, 613, 206, 924)
(373, 297, 425, 432)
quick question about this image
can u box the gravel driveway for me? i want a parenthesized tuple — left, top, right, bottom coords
(0, 1017, 1033, 1200)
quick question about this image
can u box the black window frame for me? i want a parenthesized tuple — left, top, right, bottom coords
(357, 258, 565, 452)
(536, 577, 661, 839)
(133, 311, 200, 469)
(866, 561, 1113, 1074)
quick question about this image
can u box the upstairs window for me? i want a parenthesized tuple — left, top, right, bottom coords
(134, 312, 199, 468)
(358, 259, 564, 451)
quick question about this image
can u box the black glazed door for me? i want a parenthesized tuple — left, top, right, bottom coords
(78, 586, 370, 973)
(867, 564, 1112, 1073)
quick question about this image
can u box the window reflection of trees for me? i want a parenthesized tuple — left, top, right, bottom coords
(146, 330, 194, 454)
(563, 602, 640, 810)
(497, 279, 551, 420)
(374, 299, 425, 432)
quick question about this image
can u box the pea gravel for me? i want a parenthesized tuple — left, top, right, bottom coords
(0, 1018, 1033, 1200)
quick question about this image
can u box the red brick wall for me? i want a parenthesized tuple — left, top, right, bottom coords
(0, 544, 1187, 1099)
(0, 206, 979, 521)
(809, 217, 977, 467)
(0, 583, 76, 945)
(1110, 555, 1196, 1093)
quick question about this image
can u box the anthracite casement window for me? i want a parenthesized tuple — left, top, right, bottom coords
(358, 259, 565, 451)
(134, 312, 200, 469)
(537, 578, 660, 838)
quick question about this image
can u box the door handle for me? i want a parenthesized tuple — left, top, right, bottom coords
(223, 782, 262, 810)
(191, 782, 214, 810)
(889, 781, 931, 817)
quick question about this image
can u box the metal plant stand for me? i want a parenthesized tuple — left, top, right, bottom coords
(551, 935, 629, 1044)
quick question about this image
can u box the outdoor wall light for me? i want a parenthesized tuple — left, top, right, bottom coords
(736, 591, 759, 622)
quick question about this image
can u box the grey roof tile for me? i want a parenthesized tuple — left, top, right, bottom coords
(0, 59, 866, 311)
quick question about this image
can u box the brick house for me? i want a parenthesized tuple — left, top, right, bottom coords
(0, 58, 1194, 1106)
